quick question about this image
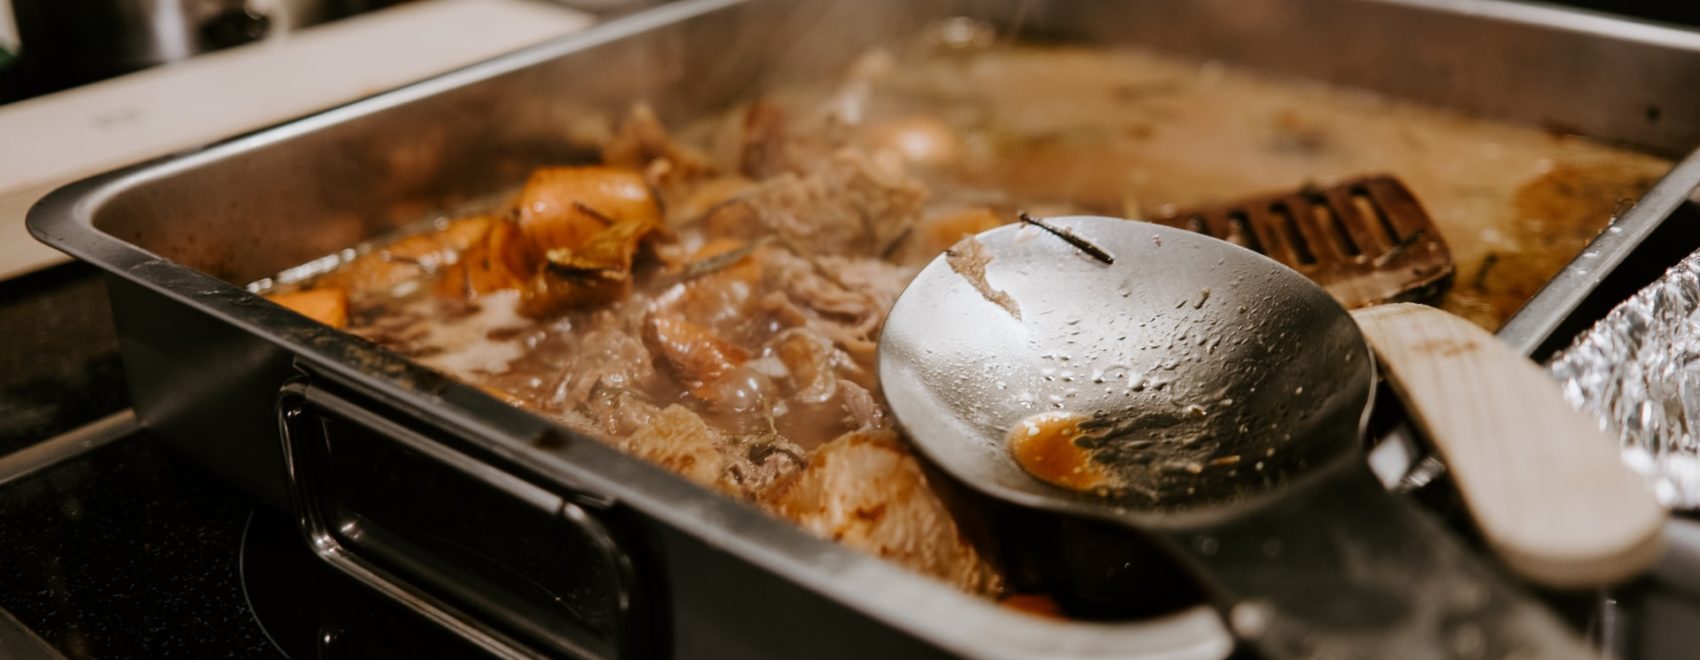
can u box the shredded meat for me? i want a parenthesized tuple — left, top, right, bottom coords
(945, 236, 1021, 320)
(705, 149, 926, 258)
(288, 85, 1001, 599)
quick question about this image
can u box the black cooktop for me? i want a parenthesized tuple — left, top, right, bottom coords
(0, 426, 489, 659)
(0, 264, 480, 659)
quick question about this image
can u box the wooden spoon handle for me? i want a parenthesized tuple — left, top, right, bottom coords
(1352, 303, 1666, 588)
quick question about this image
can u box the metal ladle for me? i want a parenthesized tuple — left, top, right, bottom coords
(878, 217, 1589, 659)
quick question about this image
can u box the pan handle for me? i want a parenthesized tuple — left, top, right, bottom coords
(277, 377, 659, 659)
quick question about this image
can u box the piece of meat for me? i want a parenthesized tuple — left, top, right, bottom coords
(757, 249, 914, 364)
(618, 405, 807, 500)
(643, 315, 750, 392)
(549, 327, 658, 413)
(813, 254, 915, 316)
(763, 430, 1003, 595)
(581, 387, 664, 439)
(738, 100, 813, 180)
(651, 240, 768, 337)
(620, 405, 730, 493)
(704, 149, 925, 258)
(670, 176, 757, 227)
(726, 433, 809, 495)
(775, 329, 844, 404)
(838, 380, 886, 431)
(602, 103, 717, 201)
(268, 288, 349, 328)
(945, 236, 1021, 320)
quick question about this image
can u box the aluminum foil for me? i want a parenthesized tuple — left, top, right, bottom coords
(1548, 249, 1700, 510)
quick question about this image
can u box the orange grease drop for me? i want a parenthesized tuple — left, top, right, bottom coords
(1008, 412, 1112, 491)
(1000, 593, 1065, 619)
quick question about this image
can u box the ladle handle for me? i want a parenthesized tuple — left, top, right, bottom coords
(1353, 303, 1666, 588)
(1165, 458, 1591, 659)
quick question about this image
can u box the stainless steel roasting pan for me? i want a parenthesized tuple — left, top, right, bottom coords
(30, 0, 1700, 657)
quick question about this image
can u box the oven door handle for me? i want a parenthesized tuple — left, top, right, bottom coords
(277, 377, 656, 659)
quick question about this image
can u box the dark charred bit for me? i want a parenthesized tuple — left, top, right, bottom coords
(1017, 211, 1115, 264)
(748, 440, 805, 467)
(1611, 196, 1636, 220)
(879, 225, 915, 260)
(532, 427, 568, 449)
(1472, 252, 1501, 290)
(678, 236, 773, 282)
(572, 201, 618, 225)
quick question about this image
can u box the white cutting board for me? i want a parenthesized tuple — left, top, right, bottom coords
(0, 0, 593, 281)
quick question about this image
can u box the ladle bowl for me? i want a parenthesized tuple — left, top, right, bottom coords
(879, 217, 1589, 659)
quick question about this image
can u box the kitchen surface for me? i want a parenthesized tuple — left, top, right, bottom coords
(7, 1, 1700, 658)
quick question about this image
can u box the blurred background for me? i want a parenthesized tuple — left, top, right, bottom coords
(0, 0, 1696, 106)
(0, 0, 416, 103)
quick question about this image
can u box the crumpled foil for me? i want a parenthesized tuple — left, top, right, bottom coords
(1548, 250, 1700, 510)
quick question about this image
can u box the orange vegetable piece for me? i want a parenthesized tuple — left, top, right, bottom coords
(331, 215, 496, 296)
(438, 218, 532, 299)
(267, 288, 349, 329)
(515, 166, 660, 254)
(516, 268, 631, 319)
(899, 207, 1006, 262)
(544, 212, 658, 276)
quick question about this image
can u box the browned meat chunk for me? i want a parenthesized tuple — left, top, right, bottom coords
(603, 103, 717, 200)
(764, 430, 1002, 595)
(617, 405, 807, 500)
(550, 327, 658, 412)
(620, 405, 730, 493)
(737, 100, 832, 180)
(643, 315, 750, 394)
(759, 249, 914, 363)
(704, 150, 925, 258)
(945, 236, 1021, 320)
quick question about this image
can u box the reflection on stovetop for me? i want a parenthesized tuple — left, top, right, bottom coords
(0, 427, 479, 659)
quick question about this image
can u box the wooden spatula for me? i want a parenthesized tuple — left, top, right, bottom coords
(1150, 175, 1453, 309)
(1353, 303, 1667, 588)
